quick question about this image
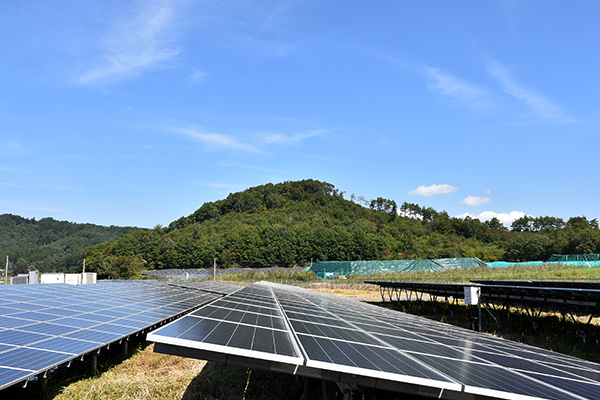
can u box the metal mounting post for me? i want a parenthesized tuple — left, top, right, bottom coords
(92, 355, 98, 375)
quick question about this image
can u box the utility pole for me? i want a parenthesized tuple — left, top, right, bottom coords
(82, 259, 86, 274)
(213, 258, 216, 282)
(5, 256, 8, 285)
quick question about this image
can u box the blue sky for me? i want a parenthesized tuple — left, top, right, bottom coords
(1, 1, 599, 228)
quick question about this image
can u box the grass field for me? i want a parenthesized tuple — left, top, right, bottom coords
(7, 264, 600, 400)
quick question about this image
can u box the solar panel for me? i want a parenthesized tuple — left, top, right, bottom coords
(168, 280, 243, 295)
(143, 267, 306, 279)
(150, 282, 600, 400)
(0, 281, 223, 390)
(367, 280, 600, 313)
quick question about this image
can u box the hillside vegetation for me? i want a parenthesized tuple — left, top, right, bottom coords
(0, 214, 137, 275)
(80, 179, 600, 279)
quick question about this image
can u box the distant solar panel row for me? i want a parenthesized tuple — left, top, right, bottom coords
(169, 280, 244, 295)
(0, 281, 231, 390)
(143, 267, 305, 279)
(367, 280, 600, 312)
(150, 282, 600, 400)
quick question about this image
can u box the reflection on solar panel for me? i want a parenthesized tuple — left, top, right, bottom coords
(150, 282, 600, 400)
(0, 281, 227, 390)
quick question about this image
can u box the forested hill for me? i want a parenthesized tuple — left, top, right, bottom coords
(0, 214, 137, 275)
(81, 179, 600, 279)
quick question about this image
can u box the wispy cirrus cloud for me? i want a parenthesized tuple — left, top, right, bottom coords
(426, 68, 492, 109)
(196, 181, 238, 190)
(177, 126, 325, 153)
(407, 184, 458, 197)
(180, 129, 259, 152)
(188, 69, 206, 85)
(77, 0, 180, 85)
(1, 141, 22, 151)
(0, 181, 22, 188)
(262, 129, 327, 147)
(460, 195, 491, 206)
(487, 59, 573, 122)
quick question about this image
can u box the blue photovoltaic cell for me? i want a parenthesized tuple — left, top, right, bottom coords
(19, 323, 78, 336)
(0, 344, 15, 353)
(126, 315, 161, 324)
(0, 316, 34, 329)
(0, 281, 228, 391)
(76, 313, 116, 323)
(12, 312, 60, 322)
(0, 330, 51, 346)
(111, 319, 151, 329)
(51, 317, 101, 329)
(4, 303, 44, 311)
(0, 367, 33, 389)
(93, 324, 138, 336)
(42, 308, 83, 317)
(93, 310, 132, 319)
(0, 347, 70, 371)
(0, 307, 21, 316)
(61, 305, 102, 313)
(30, 337, 99, 355)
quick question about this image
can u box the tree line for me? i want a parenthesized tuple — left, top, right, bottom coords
(78, 179, 600, 278)
(0, 214, 137, 276)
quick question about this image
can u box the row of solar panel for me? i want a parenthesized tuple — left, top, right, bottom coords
(149, 282, 600, 400)
(367, 280, 600, 313)
(143, 267, 305, 279)
(0, 280, 241, 390)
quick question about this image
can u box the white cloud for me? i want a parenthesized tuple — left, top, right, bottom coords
(172, 123, 327, 153)
(198, 181, 238, 189)
(188, 69, 206, 84)
(397, 210, 423, 220)
(0, 181, 22, 188)
(488, 59, 572, 122)
(407, 184, 458, 197)
(261, 129, 326, 147)
(460, 195, 491, 206)
(180, 129, 258, 152)
(77, 0, 179, 85)
(456, 210, 529, 226)
(1, 141, 22, 151)
(426, 68, 491, 109)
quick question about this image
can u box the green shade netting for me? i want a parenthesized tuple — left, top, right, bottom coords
(486, 261, 546, 268)
(309, 257, 487, 277)
(547, 254, 600, 262)
(487, 260, 600, 268)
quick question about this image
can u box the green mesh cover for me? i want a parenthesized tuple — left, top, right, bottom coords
(487, 260, 600, 268)
(486, 261, 546, 268)
(309, 257, 488, 277)
(547, 254, 600, 262)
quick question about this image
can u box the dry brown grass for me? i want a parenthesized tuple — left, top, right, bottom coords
(54, 344, 207, 400)
(310, 287, 380, 298)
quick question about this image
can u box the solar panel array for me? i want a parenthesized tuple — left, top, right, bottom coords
(367, 280, 600, 313)
(470, 280, 600, 290)
(142, 267, 306, 279)
(150, 282, 600, 400)
(0, 281, 224, 390)
(168, 280, 243, 295)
